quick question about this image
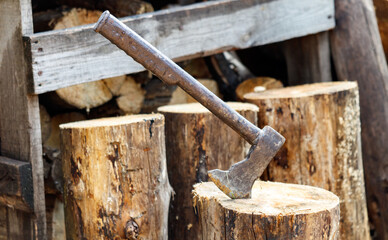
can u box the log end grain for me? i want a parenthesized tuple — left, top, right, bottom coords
(193, 181, 340, 240)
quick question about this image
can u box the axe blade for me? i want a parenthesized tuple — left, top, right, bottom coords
(208, 126, 285, 199)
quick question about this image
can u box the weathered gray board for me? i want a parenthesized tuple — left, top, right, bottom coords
(26, 0, 335, 94)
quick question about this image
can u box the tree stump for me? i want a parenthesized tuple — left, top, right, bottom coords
(193, 181, 340, 240)
(158, 102, 258, 240)
(244, 82, 370, 240)
(60, 114, 172, 239)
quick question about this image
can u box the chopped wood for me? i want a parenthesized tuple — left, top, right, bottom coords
(235, 77, 283, 101)
(115, 76, 145, 114)
(158, 102, 258, 240)
(245, 82, 370, 240)
(60, 115, 172, 239)
(193, 181, 340, 239)
(169, 79, 221, 105)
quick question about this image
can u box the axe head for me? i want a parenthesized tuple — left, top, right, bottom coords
(208, 126, 285, 199)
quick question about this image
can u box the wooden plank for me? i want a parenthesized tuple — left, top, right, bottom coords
(27, 0, 335, 94)
(330, 0, 388, 239)
(283, 32, 332, 85)
(0, 157, 33, 212)
(0, 0, 47, 239)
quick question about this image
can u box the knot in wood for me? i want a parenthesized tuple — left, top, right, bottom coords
(125, 219, 139, 239)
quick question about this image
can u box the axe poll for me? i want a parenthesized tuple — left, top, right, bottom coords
(94, 11, 285, 199)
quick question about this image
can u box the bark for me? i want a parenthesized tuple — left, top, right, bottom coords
(245, 82, 370, 240)
(60, 114, 172, 239)
(193, 181, 340, 240)
(158, 102, 258, 240)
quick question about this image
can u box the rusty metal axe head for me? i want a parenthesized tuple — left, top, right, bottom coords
(208, 126, 284, 199)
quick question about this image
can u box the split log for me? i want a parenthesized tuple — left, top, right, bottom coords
(169, 79, 222, 105)
(235, 77, 283, 101)
(60, 114, 172, 239)
(244, 82, 370, 240)
(193, 181, 340, 240)
(53, 9, 111, 110)
(158, 102, 258, 240)
(115, 76, 145, 114)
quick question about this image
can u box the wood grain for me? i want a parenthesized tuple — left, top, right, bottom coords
(60, 115, 172, 239)
(330, 0, 388, 238)
(245, 82, 370, 240)
(26, 0, 335, 94)
(193, 181, 340, 240)
(158, 102, 258, 240)
(0, 0, 46, 238)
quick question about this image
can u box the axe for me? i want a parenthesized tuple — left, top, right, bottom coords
(94, 11, 285, 199)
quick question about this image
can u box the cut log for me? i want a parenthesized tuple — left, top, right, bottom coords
(193, 181, 340, 239)
(60, 114, 172, 239)
(53, 9, 113, 111)
(169, 79, 222, 105)
(158, 102, 258, 240)
(115, 76, 145, 114)
(244, 82, 370, 240)
(235, 77, 283, 101)
(330, 1, 388, 238)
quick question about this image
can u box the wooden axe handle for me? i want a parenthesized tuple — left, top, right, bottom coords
(95, 11, 262, 144)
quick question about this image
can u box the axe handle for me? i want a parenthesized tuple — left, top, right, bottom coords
(95, 11, 262, 145)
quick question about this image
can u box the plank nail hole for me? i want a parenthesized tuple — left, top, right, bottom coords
(38, 48, 43, 52)
(328, 15, 332, 19)
(38, 71, 43, 76)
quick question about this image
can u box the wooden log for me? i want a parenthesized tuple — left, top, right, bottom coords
(169, 79, 222, 105)
(283, 32, 332, 85)
(330, 0, 388, 238)
(235, 77, 283, 101)
(158, 102, 258, 240)
(0, 0, 46, 238)
(244, 82, 370, 240)
(60, 114, 172, 239)
(193, 181, 340, 239)
(53, 8, 114, 110)
(115, 76, 145, 114)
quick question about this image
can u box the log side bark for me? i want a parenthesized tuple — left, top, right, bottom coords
(330, 0, 388, 238)
(158, 102, 258, 240)
(193, 181, 340, 240)
(60, 114, 172, 239)
(244, 82, 370, 240)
